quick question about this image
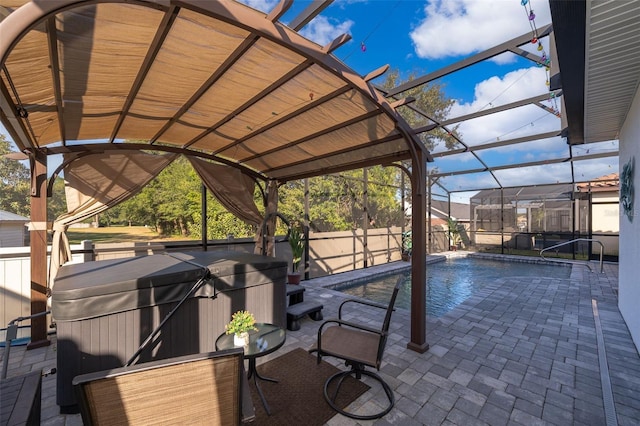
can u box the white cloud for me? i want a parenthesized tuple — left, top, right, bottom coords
(449, 66, 559, 145)
(431, 60, 574, 189)
(234, 0, 354, 47)
(299, 15, 354, 47)
(410, 0, 551, 60)
(452, 66, 549, 113)
(237, 0, 279, 13)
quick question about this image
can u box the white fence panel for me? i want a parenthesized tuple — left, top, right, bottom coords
(0, 244, 86, 328)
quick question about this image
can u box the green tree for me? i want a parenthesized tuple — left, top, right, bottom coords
(48, 177, 68, 220)
(190, 195, 256, 240)
(381, 69, 460, 151)
(113, 156, 258, 239)
(278, 166, 405, 233)
(380, 69, 459, 218)
(112, 157, 200, 235)
(0, 135, 30, 216)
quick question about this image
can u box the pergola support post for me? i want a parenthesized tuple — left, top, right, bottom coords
(201, 183, 207, 251)
(28, 149, 50, 349)
(407, 149, 429, 353)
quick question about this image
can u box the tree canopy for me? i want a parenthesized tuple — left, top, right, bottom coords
(381, 69, 460, 152)
(0, 136, 30, 216)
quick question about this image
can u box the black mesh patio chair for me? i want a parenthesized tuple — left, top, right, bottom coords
(309, 276, 403, 420)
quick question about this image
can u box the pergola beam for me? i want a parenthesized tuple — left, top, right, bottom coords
(266, 0, 293, 22)
(288, 0, 333, 31)
(27, 150, 49, 349)
(408, 148, 428, 353)
(430, 130, 562, 158)
(429, 150, 618, 178)
(113, 5, 179, 143)
(45, 17, 66, 146)
(387, 24, 552, 97)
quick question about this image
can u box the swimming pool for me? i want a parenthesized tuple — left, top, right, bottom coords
(335, 257, 572, 317)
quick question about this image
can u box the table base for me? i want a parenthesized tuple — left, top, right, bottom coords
(247, 358, 278, 415)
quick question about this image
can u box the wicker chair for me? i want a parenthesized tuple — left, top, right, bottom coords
(73, 348, 252, 425)
(309, 276, 403, 420)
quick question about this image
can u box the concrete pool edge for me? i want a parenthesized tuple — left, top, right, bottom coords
(304, 251, 598, 292)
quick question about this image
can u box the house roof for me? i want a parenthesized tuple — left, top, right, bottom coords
(550, 0, 640, 144)
(429, 200, 470, 222)
(0, 209, 29, 222)
(576, 173, 619, 193)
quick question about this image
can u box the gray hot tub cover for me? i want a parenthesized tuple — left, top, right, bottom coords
(51, 251, 287, 321)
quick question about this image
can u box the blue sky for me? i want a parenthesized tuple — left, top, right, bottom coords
(247, 0, 618, 200)
(2, 0, 618, 202)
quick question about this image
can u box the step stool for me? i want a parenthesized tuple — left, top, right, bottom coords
(286, 284, 305, 306)
(286, 301, 323, 331)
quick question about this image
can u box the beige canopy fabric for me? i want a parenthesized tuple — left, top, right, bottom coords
(188, 156, 278, 255)
(188, 156, 263, 227)
(49, 151, 177, 285)
(1, 0, 426, 288)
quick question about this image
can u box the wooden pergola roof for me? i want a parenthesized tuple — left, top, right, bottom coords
(0, 0, 427, 183)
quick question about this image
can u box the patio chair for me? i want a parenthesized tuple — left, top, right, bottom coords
(309, 276, 403, 420)
(73, 348, 253, 425)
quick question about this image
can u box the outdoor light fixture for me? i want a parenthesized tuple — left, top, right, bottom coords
(621, 156, 635, 222)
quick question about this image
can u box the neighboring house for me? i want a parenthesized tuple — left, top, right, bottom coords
(470, 185, 575, 233)
(429, 199, 471, 229)
(576, 173, 620, 258)
(428, 200, 471, 250)
(0, 210, 29, 247)
(576, 173, 620, 233)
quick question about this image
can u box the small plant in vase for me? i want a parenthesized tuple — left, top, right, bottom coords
(288, 223, 305, 284)
(225, 310, 258, 347)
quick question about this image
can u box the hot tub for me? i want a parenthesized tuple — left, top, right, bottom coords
(51, 250, 287, 412)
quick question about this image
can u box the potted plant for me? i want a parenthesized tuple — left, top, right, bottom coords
(225, 310, 258, 347)
(287, 223, 305, 284)
(401, 230, 412, 261)
(447, 217, 462, 251)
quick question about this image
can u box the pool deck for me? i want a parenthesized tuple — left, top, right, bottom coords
(2, 252, 639, 425)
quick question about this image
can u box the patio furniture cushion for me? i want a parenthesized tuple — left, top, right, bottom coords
(308, 276, 403, 420)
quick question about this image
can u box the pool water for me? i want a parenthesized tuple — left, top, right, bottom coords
(336, 257, 571, 318)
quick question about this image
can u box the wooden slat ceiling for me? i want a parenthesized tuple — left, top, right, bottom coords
(0, 0, 425, 182)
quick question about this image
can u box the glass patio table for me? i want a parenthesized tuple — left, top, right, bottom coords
(215, 323, 286, 415)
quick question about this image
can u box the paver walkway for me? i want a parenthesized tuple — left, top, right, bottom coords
(2, 253, 638, 425)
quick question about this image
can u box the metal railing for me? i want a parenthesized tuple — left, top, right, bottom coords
(1, 310, 51, 379)
(540, 238, 604, 273)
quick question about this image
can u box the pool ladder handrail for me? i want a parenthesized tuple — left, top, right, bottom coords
(539, 238, 604, 273)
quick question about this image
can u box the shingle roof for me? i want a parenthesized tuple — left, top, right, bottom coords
(430, 200, 470, 221)
(0, 210, 29, 222)
(576, 173, 619, 193)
